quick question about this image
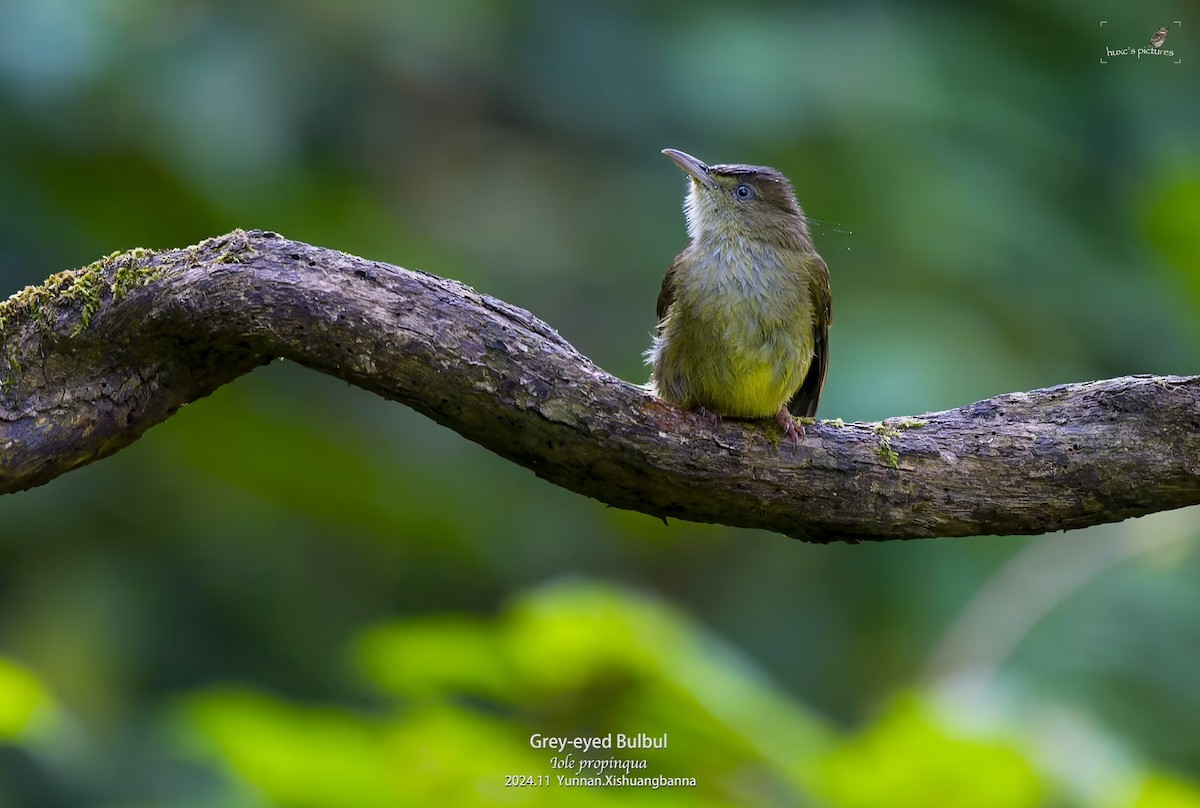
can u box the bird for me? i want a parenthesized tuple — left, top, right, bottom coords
(1149, 26, 1168, 48)
(646, 148, 832, 449)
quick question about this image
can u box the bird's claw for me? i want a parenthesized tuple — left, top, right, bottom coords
(693, 405, 724, 428)
(776, 408, 804, 455)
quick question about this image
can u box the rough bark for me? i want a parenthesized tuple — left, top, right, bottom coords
(1, 230, 1197, 542)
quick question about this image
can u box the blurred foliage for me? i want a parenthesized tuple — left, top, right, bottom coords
(173, 582, 1200, 807)
(0, 654, 53, 740)
(180, 582, 830, 806)
(1, 0, 1199, 805)
(815, 695, 1043, 808)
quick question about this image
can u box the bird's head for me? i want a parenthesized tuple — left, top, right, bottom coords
(662, 148, 811, 251)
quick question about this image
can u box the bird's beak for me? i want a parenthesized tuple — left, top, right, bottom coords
(662, 148, 718, 190)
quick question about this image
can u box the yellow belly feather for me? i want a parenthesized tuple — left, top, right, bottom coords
(649, 257, 815, 418)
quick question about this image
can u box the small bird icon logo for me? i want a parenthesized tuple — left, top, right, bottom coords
(1149, 26, 1168, 48)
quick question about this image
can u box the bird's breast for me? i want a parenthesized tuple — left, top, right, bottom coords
(653, 240, 817, 417)
(682, 240, 813, 334)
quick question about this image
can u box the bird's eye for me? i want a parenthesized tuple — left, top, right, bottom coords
(735, 184, 754, 200)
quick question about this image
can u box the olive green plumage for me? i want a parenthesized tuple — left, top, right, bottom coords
(647, 149, 832, 443)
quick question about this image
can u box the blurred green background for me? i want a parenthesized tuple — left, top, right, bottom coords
(2, 1, 1199, 806)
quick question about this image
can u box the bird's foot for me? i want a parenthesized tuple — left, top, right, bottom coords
(776, 407, 804, 455)
(693, 405, 724, 428)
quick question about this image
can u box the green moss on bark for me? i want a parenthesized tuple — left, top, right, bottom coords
(0, 247, 163, 339)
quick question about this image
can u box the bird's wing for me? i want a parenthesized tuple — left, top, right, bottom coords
(787, 253, 832, 419)
(656, 249, 685, 327)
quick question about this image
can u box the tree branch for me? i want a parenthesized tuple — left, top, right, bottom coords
(1, 230, 1197, 542)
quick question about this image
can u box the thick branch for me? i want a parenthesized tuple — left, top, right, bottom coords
(1, 230, 1197, 542)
